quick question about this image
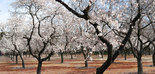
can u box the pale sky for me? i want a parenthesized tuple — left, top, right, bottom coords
(0, 0, 15, 23)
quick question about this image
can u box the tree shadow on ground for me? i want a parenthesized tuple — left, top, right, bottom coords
(76, 66, 96, 69)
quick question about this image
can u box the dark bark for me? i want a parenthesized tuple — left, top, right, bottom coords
(101, 52, 104, 58)
(124, 50, 127, 60)
(15, 54, 18, 64)
(19, 53, 25, 69)
(101, 54, 103, 58)
(37, 61, 42, 74)
(22, 4, 56, 74)
(42, 51, 54, 61)
(152, 43, 155, 66)
(12, 44, 26, 68)
(85, 60, 88, 67)
(137, 57, 143, 74)
(70, 53, 73, 59)
(48, 57, 51, 61)
(12, 52, 15, 61)
(60, 51, 64, 63)
(148, 48, 151, 55)
(13, 44, 25, 68)
(96, 58, 112, 74)
(94, 12, 141, 73)
(81, 46, 89, 67)
(90, 22, 112, 74)
(55, 0, 141, 74)
(55, 0, 90, 20)
(153, 51, 155, 66)
(99, 50, 104, 58)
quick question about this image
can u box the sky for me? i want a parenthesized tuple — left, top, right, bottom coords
(0, 0, 15, 23)
(0, 0, 67, 23)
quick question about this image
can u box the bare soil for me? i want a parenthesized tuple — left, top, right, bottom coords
(0, 55, 154, 74)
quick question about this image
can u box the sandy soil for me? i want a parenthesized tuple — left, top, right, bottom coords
(0, 55, 154, 74)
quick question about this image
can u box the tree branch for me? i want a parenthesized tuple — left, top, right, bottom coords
(55, 0, 90, 20)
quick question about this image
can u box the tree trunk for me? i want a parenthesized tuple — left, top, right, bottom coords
(12, 55, 15, 61)
(100, 51, 104, 58)
(153, 51, 155, 66)
(81, 46, 89, 67)
(19, 53, 25, 69)
(124, 51, 127, 60)
(55, 1, 141, 74)
(29, 53, 31, 57)
(10, 55, 14, 61)
(96, 58, 112, 74)
(15, 54, 18, 64)
(37, 61, 42, 74)
(70, 53, 73, 59)
(85, 60, 88, 67)
(137, 58, 143, 74)
(26, 53, 27, 57)
(101, 54, 103, 58)
(149, 48, 151, 55)
(60, 52, 64, 63)
(48, 57, 50, 61)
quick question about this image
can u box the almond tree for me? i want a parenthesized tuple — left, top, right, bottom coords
(13, 0, 60, 74)
(114, 16, 154, 74)
(107, 1, 154, 73)
(0, 15, 26, 68)
(144, 13, 155, 66)
(55, 13, 81, 63)
(73, 22, 98, 67)
(55, 0, 142, 73)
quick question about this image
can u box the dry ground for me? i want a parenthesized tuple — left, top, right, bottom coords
(0, 54, 154, 74)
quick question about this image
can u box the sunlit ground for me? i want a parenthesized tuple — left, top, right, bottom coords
(0, 54, 154, 74)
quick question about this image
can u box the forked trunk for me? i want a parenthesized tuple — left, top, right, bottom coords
(54, 1, 141, 74)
